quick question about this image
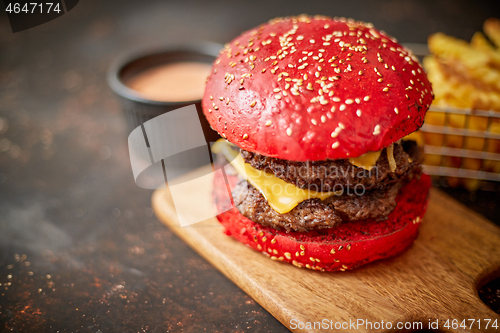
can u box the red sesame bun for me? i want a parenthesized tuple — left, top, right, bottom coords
(213, 167, 431, 272)
(202, 15, 433, 161)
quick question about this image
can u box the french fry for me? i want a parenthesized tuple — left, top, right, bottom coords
(428, 32, 500, 92)
(471, 32, 500, 69)
(484, 18, 500, 48)
(424, 21, 500, 190)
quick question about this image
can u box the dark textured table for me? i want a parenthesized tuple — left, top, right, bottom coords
(0, 1, 499, 332)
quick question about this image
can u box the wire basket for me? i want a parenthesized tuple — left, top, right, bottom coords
(419, 105, 500, 182)
(402, 43, 500, 184)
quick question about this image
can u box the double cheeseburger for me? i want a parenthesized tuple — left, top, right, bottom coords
(202, 15, 433, 271)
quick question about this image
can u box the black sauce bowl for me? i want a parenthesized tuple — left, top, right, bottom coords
(107, 41, 222, 140)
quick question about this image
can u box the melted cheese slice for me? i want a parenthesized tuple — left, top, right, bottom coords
(212, 140, 338, 214)
(348, 131, 423, 170)
(348, 151, 381, 170)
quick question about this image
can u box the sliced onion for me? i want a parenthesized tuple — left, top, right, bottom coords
(387, 144, 397, 173)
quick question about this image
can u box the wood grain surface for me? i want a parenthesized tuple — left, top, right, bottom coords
(152, 166, 500, 332)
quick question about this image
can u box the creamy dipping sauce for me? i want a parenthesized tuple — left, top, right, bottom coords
(126, 62, 212, 102)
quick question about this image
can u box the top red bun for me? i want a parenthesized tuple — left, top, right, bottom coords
(202, 15, 433, 161)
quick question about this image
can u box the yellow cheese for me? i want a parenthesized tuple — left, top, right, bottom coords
(212, 140, 337, 214)
(403, 131, 423, 146)
(348, 151, 381, 170)
(348, 131, 423, 170)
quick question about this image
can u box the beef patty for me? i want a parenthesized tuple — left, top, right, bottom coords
(230, 170, 420, 232)
(241, 140, 423, 192)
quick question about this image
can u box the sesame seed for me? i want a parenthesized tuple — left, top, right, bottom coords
(273, 88, 281, 92)
(345, 99, 353, 104)
(286, 127, 292, 136)
(210, 96, 213, 100)
(250, 101, 256, 107)
(275, 94, 282, 100)
(321, 115, 326, 123)
(332, 142, 339, 149)
(311, 119, 318, 125)
(310, 39, 315, 43)
(382, 87, 389, 92)
(300, 245, 305, 250)
(373, 124, 381, 135)
(330, 106, 336, 112)
(265, 120, 272, 126)
(332, 97, 340, 102)
(356, 110, 362, 117)
(339, 104, 346, 111)
(394, 107, 399, 114)
(338, 123, 345, 129)
(297, 35, 304, 40)
(242, 134, 248, 139)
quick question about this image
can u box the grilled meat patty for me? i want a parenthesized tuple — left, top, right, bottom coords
(241, 141, 423, 192)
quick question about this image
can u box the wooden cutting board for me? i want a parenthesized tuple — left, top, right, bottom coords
(152, 165, 500, 333)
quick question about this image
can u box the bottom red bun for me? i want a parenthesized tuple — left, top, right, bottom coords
(213, 169, 431, 272)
